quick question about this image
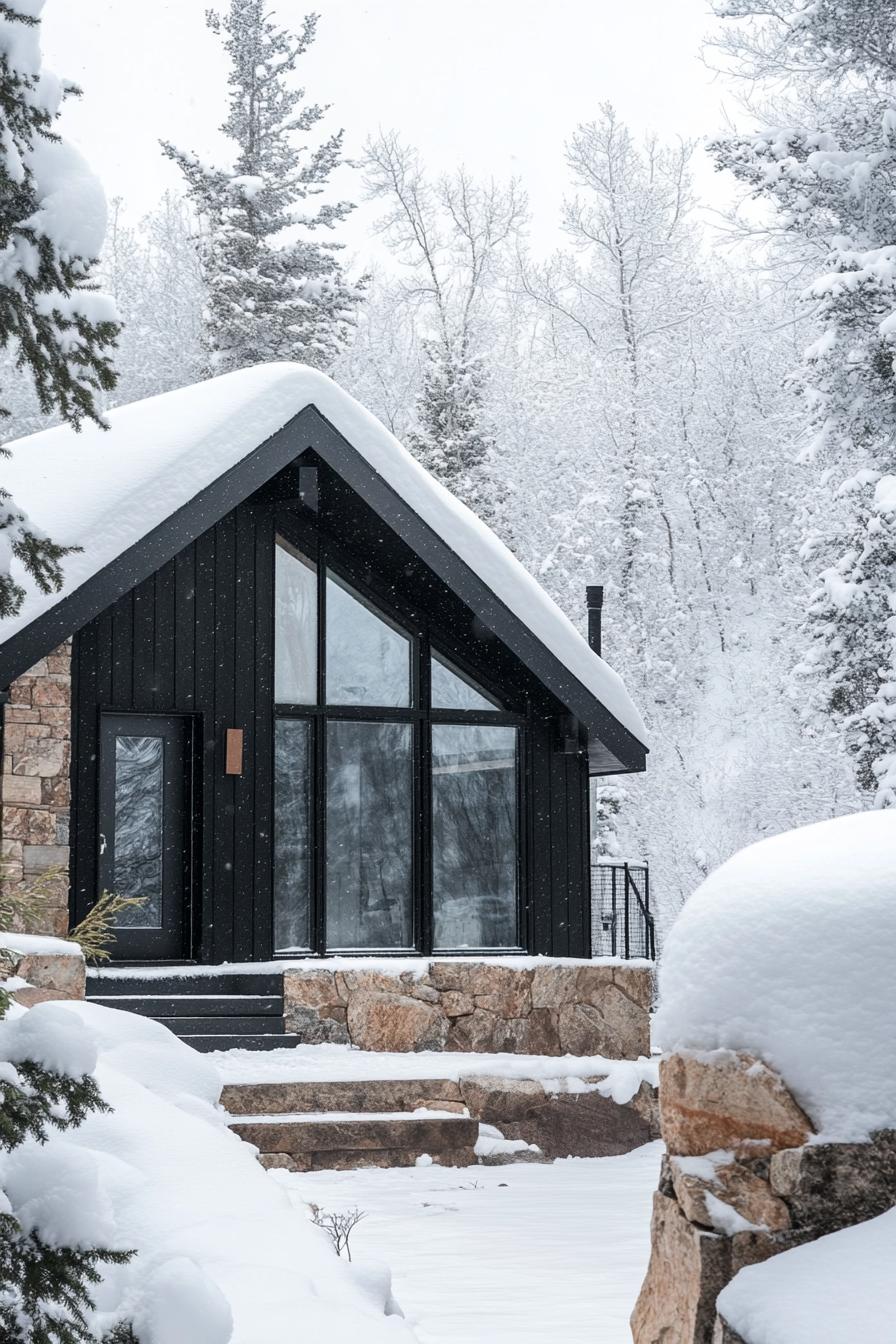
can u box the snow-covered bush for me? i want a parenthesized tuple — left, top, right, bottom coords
(655, 811, 896, 1140)
(0, 1003, 137, 1342)
(1, 998, 418, 1343)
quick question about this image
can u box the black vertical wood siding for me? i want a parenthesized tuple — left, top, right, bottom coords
(70, 471, 591, 961)
(71, 489, 276, 963)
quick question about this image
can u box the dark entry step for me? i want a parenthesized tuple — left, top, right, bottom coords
(142, 1014, 288, 1036)
(86, 970, 283, 998)
(85, 968, 291, 1052)
(86, 994, 284, 1019)
(187, 1034, 303, 1053)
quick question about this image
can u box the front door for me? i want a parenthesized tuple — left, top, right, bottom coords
(98, 714, 192, 961)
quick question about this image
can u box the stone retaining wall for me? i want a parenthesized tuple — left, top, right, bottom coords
(1, 644, 72, 937)
(631, 1050, 896, 1344)
(284, 959, 652, 1058)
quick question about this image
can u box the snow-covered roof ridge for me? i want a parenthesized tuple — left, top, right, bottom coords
(0, 362, 647, 746)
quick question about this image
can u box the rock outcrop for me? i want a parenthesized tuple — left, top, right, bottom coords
(632, 1049, 896, 1344)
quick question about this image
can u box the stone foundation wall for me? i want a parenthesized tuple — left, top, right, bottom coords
(631, 1050, 896, 1344)
(284, 959, 652, 1058)
(1, 644, 72, 937)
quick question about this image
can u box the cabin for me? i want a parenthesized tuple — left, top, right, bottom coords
(0, 364, 649, 1051)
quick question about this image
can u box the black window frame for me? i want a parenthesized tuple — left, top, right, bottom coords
(272, 526, 528, 957)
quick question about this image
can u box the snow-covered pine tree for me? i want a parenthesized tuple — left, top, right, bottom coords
(710, 0, 896, 807)
(591, 782, 629, 860)
(0, 0, 119, 619)
(0, 995, 136, 1341)
(162, 4, 358, 375)
(409, 341, 496, 505)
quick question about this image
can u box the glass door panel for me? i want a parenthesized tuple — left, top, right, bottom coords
(98, 714, 190, 960)
(111, 735, 164, 926)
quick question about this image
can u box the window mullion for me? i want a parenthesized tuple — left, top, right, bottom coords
(315, 549, 327, 954)
(418, 641, 432, 955)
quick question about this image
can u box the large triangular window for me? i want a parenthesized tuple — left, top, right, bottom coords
(274, 538, 317, 705)
(325, 571, 412, 707)
(430, 650, 500, 711)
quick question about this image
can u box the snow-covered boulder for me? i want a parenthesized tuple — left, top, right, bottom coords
(632, 813, 896, 1344)
(654, 810, 896, 1140)
(0, 930, 85, 1003)
(0, 999, 418, 1344)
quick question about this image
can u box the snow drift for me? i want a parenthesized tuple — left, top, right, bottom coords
(0, 999, 417, 1344)
(654, 810, 896, 1140)
(717, 1206, 896, 1344)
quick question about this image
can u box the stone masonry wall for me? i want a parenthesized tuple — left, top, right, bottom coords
(285, 959, 652, 1058)
(1, 643, 72, 937)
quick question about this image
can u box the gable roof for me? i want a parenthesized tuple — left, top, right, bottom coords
(0, 363, 648, 770)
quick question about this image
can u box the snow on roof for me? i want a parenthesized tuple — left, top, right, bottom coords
(654, 810, 896, 1141)
(1, 362, 647, 746)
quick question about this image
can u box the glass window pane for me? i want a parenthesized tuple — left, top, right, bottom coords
(432, 724, 518, 949)
(112, 735, 164, 928)
(274, 719, 313, 954)
(275, 538, 317, 704)
(326, 720, 413, 950)
(326, 572, 411, 707)
(431, 651, 500, 711)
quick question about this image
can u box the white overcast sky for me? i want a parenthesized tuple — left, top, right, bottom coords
(42, 0, 737, 260)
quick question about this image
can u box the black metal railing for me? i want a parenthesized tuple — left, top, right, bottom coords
(590, 861, 656, 960)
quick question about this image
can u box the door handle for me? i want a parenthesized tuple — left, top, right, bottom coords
(99, 832, 107, 856)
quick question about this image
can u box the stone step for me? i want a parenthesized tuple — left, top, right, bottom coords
(221, 1077, 465, 1117)
(88, 994, 284, 1019)
(229, 1110, 478, 1171)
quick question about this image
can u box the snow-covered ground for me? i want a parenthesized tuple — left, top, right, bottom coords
(276, 1142, 662, 1344)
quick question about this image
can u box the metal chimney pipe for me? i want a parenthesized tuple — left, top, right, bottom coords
(586, 585, 604, 656)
